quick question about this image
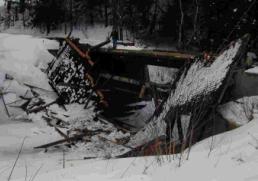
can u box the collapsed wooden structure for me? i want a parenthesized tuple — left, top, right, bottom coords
(124, 35, 250, 156)
(44, 35, 249, 156)
(47, 37, 197, 123)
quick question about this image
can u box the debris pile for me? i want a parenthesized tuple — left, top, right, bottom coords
(5, 81, 131, 157)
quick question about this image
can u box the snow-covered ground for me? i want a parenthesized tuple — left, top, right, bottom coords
(2, 108, 258, 181)
(0, 24, 144, 51)
(218, 96, 258, 126)
(0, 33, 58, 90)
(1, 33, 258, 181)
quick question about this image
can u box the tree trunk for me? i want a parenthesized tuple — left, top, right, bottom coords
(90, 11, 94, 25)
(186, 0, 199, 47)
(178, 0, 184, 49)
(70, 0, 73, 32)
(105, 1, 109, 27)
(119, 27, 123, 40)
(46, 23, 50, 35)
(149, 0, 158, 34)
(112, 0, 118, 27)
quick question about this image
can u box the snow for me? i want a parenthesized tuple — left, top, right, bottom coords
(245, 66, 258, 75)
(218, 96, 258, 126)
(1, 81, 131, 157)
(1, 25, 144, 51)
(0, 33, 59, 90)
(147, 65, 178, 85)
(117, 100, 156, 129)
(2, 112, 258, 181)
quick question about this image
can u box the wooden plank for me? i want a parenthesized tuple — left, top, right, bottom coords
(47, 37, 198, 61)
(138, 85, 146, 99)
(34, 134, 84, 149)
(64, 38, 95, 66)
(100, 73, 141, 86)
(27, 100, 56, 114)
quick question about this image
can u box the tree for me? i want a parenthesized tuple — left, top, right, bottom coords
(28, 0, 257, 50)
(32, 0, 65, 34)
(199, 0, 258, 51)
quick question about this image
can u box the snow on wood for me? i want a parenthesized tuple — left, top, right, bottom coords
(128, 36, 249, 148)
(147, 65, 178, 85)
(47, 41, 97, 104)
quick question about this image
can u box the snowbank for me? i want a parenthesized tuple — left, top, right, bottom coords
(4, 114, 258, 181)
(245, 66, 258, 75)
(0, 33, 58, 90)
(218, 96, 258, 126)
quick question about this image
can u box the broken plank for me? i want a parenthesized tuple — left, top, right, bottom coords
(100, 73, 141, 86)
(27, 100, 56, 113)
(34, 134, 88, 149)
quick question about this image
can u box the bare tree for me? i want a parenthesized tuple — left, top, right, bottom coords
(186, 0, 200, 47)
(104, 0, 109, 27)
(178, 0, 184, 49)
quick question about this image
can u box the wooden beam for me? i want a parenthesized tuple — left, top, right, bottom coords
(34, 134, 87, 149)
(96, 48, 197, 60)
(64, 38, 95, 66)
(47, 37, 198, 62)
